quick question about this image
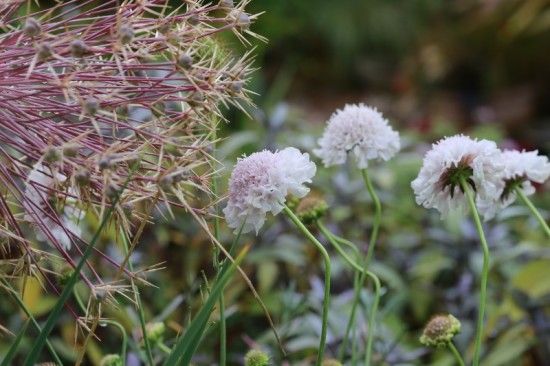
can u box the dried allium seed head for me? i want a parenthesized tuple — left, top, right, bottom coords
(70, 39, 88, 58)
(63, 144, 79, 158)
(235, 12, 251, 29)
(98, 156, 113, 171)
(105, 183, 121, 200)
(188, 14, 200, 26)
(230, 80, 244, 94)
(23, 17, 41, 37)
(188, 91, 205, 107)
(244, 349, 270, 366)
(44, 146, 61, 163)
(219, 0, 234, 9)
(420, 314, 461, 347)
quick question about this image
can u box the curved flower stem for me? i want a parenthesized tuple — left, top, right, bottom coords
(515, 187, 550, 238)
(460, 177, 490, 366)
(317, 222, 380, 366)
(448, 342, 466, 366)
(120, 229, 154, 366)
(283, 205, 331, 366)
(338, 168, 381, 364)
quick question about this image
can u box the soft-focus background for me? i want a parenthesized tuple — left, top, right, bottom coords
(3, 1, 550, 365)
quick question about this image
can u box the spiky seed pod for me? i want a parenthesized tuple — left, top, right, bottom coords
(235, 12, 251, 30)
(75, 169, 91, 186)
(420, 314, 461, 347)
(118, 25, 134, 44)
(23, 17, 41, 37)
(70, 39, 88, 58)
(178, 53, 193, 69)
(244, 349, 270, 366)
(36, 43, 53, 60)
(43, 147, 61, 163)
(83, 98, 99, 116)
(219, 0, 234, 9)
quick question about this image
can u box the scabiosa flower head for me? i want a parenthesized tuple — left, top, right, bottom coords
(420, 314, 461, 347)
(411, 135, 505, 217)
(244, 349, 270, 366)
(223, 148, 316, 234)
(478, 149, 550, 220)
(314, 103, 400, 169)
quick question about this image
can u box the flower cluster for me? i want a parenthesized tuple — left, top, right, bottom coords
(412, 135, 550, 219)
(314, 103, 400, 169)
(420, 314, 461, 347)
(223, 148, 316, 233)
(411, 135, 505, 217)
(478, 150, 550, 219)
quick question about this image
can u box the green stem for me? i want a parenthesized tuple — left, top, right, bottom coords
(460, 177, 490, 366)
(157, 342, 172, 355)
(120, 229, 154, 366)
(340, 168, 382, 364)
(0, 278, 63, 366)
(283, 206, 331, 366)
(210, 125, 227, 366)
(515, 187, 550, 238)
(317, 222, 380, 366)
(448, 342, 466, 366)
(101, 320, 128, 365)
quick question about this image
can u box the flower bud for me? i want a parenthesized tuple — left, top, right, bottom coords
(322, 360, 342, 366)
(295, 194, 328, 224)
(23, 17, 41, 37)
(244, 349, 269, 366)
(420, 314, 461, 347)
(70, 39, 89, 58)
(100, 354, 122, 366)
(145, 322, 166, 344)
(118, 25, 134, 44)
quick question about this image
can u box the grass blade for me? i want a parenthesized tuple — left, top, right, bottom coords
(1, 320, 30, 366)
(163, 246, 248, 366)
(22, 170, 135, 366)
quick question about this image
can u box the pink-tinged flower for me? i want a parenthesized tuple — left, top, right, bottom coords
(478, 150, 550, 220)
(314, 103, 400, 168)
(411, 135, 505, 217)
(224, 148, 316, 234)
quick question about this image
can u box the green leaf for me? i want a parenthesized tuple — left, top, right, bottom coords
(163, 248, 248, 366)
(512, 259, 550, 299)
(1, 321, 29, 366)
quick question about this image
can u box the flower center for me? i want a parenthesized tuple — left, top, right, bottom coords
(438, 155, 476, 197)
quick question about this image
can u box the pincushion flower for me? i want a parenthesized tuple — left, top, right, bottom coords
(478, 149, 550, 220)
(23, 163, 83, 251)
(223, 147, 316, 234)
(314, 103, 400, 168)
(411, 135, 505, 217)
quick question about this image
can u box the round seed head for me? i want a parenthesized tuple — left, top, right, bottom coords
(145, 322, 166, 343)
(23, 17, 41, 37)
(75, 168, 91, 186)
(236, 12, 251, 29)
(105, 183, 121, 200)
(43, 147, 61, 163)
(83, 97, 100, 115)
(322, 360, 343, 366)
(230, 80, 244, 94)
(63, 144, 79, 158)
(188, 14, 200, 25)
(295, 194, 328, 225)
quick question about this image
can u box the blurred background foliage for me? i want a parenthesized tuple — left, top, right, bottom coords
(2, 0, 550, 365)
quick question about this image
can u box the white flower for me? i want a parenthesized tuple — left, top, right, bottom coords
(411, 135, 505, 217)
(314, 103, 400, 169)
(223, 147, 316, 234)
(23, 163, 82, 250)
(478, 150, 550, 220)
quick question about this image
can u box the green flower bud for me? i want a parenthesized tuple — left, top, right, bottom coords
(244, 349, 269, 366)
(420, 314, 461, 347)
(322, 360, 343, 366)
(295, 194, 328, 224)
(100, 354, 122, 366)
(146, 322, 166, 344)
